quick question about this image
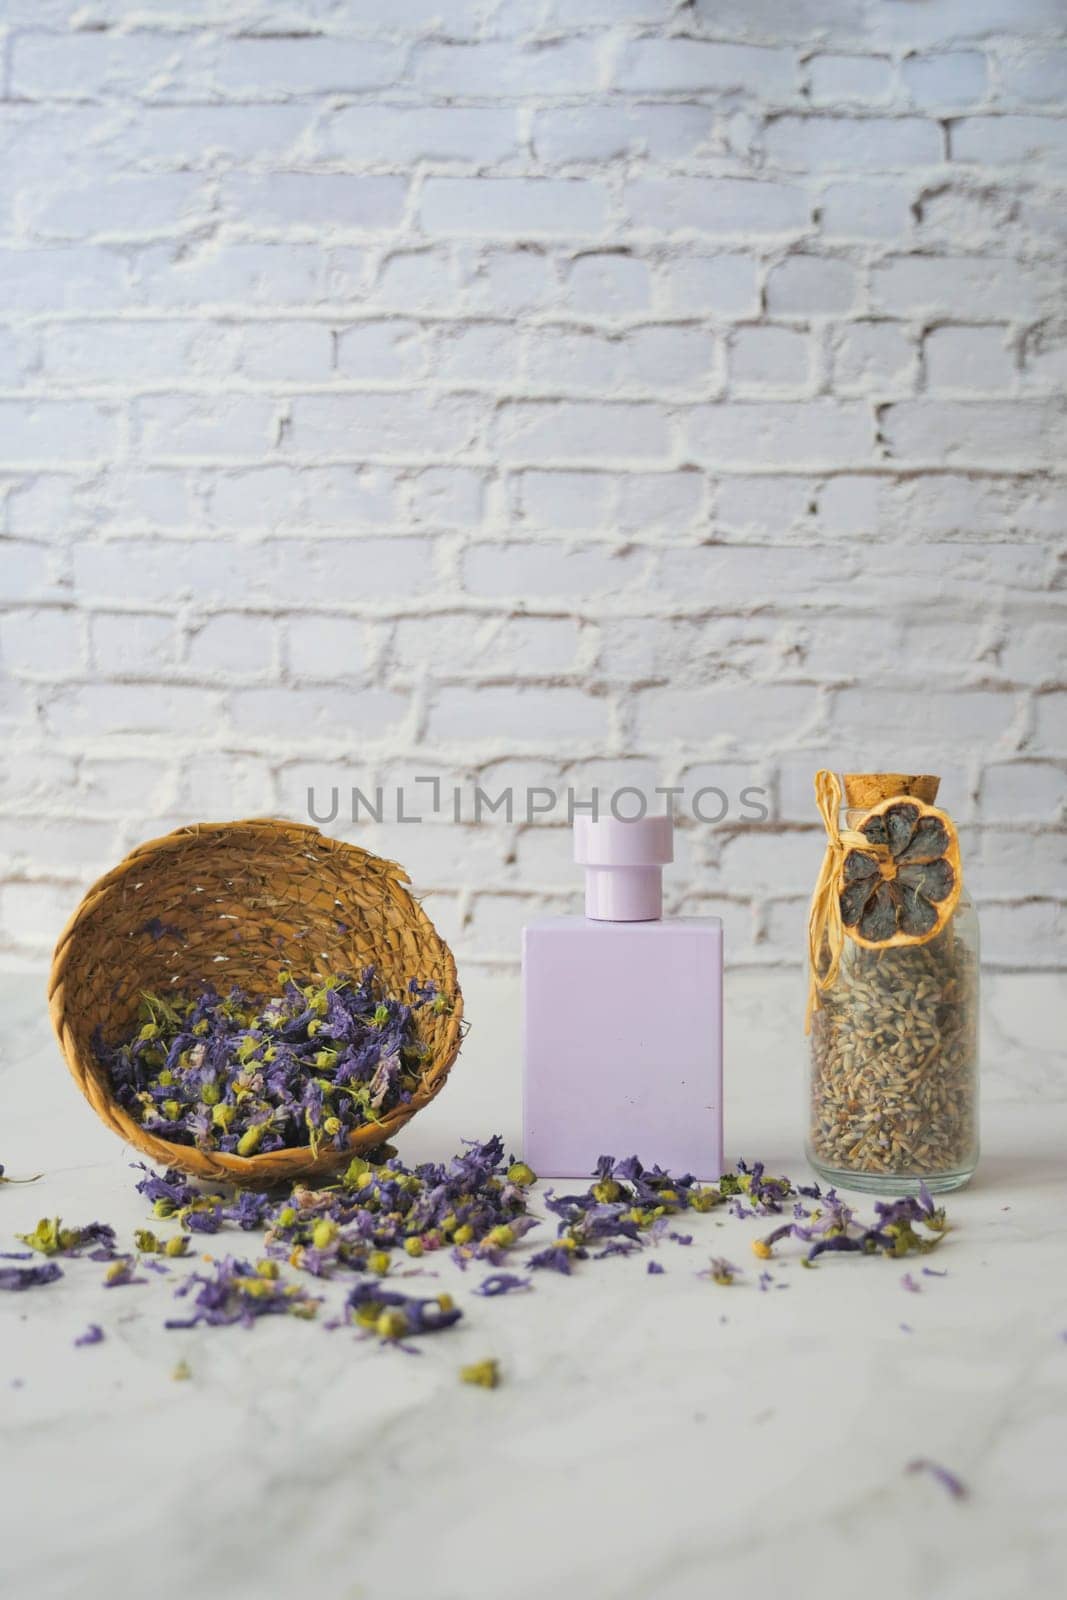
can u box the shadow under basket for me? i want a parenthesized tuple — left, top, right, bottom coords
(47, 818, 463, 1186)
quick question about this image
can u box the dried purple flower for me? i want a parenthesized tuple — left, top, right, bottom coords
(0, 1262, 62, 1291)
(703, 1257, 740, 1286)
(346, 1281, 461, 1342)
(900, 1273, 921, 1293)
(166, 1256, 320, 1329)
(475, 1273, 531, 1297)
(99, 969, 446, 1157)
(906, 1458, 968, 1500)
(17, 1218, 117, 1258)
(104, 1256, 145, 1287)
(74, 1324, 104, 1347)
(529, 1243, 586, 1275)
(647, 1260, 665, 1275)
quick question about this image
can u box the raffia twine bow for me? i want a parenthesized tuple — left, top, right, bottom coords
(805, 769, 890, 1033)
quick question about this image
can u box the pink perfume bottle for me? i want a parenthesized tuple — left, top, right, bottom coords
(522, 814, 723, 1179)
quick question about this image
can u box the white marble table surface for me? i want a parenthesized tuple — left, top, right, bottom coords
(1, 967, 1064, 1600)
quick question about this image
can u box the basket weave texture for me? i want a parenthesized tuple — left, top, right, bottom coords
(48, 819, 463, 1185)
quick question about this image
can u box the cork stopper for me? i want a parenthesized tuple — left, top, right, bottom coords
(842, 772, 940, 807)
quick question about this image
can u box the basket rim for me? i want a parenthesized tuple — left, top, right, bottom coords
(47, 817, 463, 1186)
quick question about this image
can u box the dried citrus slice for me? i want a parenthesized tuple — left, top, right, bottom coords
(838, 797, 961, 949)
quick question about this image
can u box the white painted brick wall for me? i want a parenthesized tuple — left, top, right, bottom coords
(0, 0, 1064, 976)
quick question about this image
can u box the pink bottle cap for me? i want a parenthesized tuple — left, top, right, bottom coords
(573, 814, 673, 922)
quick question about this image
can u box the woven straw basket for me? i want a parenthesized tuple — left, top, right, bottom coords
(48, 819, 463, 1186)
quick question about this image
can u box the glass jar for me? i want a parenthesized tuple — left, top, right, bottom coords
(806, 773, 979, 1196)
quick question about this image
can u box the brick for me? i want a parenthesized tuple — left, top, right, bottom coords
(4, 475, 93, 536)
(0, 540, 52, 599)
(0, 609, 81, 673)
(876, 0, 1065, 43)
(420, 178, 609, 237)
(531, 105, 713, 165)
(924, 325, 1016, 391)
(373, 249, 457, 312)
(1033, 693, 1066, 752)
(24, 175, 205, 239)
(0, 817, 117, 876)
(224, 537, 436, 602)
(730, 326, 811, 391)
(765, 256, 858, 314)
(635, 685, 821, 748)
(562, 253, 652, 316)
(414, 39, 601, 96)
(495, 400, 671, 462)
(871, 256, 1044, 319)
(0, 882, 81, 950)
(10, 32, 186, 99)
(764, 115, 942, 170)
(615, 39, 794, 96)
(409, 465, 485, 526)
(624, 178, 809, 235)
(39, 321, 204, 384)
(288, 538, 439, 600)
(0, 246, 129, 311)
(808, 54, 893, 104)
(833, 687, 1017, 746)
(212, 38, 402, 96)
(980, 762, 1066, 822)
(222, 175, 408, 230)
(186, 614, 275, 676)
(174, 754, 275, 816)
(880, 400, 1061, 463)
(655, 544, 846, 607)
(74, 756, 169, 815)
(428, 686, 604, 742)
(137, 396, 281, 459)
(232, 687, 411, 741)
(686, 401, 872, 466)
(715, 475, 819, 536)
(432, 321, 518, 384)
(901, 51, 988, 107)
(597, 614, 780, 680)
(287, 616, 368, 681)
(514, 471, 614, 531)
(287, 392, 484, 457)
(615, 469, 705, 533)
(689, 0, 869, 40)
(522, 326, 712, 395)
(951, 116, 1067, 166)
(0, 400, 114, 463)
(326, 106, 519, 165)
(833, 321, 915, 393)
(207, 466, 396, 530)
(460, 249, 557, 315)
(334, 321, 429, 382)
(659, 254, 759, 316)
(913, 185, 1014, 245)
(1025, 340, 1067, 398)
(999, 623, 1067, 685)
(978, 901, 1063, 969)
(464, 540, 644, 598)
(818, 181, 914, 240)
(46, 684, 219, 738)
(123, 106, 310, 165)
(999, 49, 1067, 106)
(91, 612, 177, 675)
(134, 242, 328, 308)
(392, 614, 581, 676)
